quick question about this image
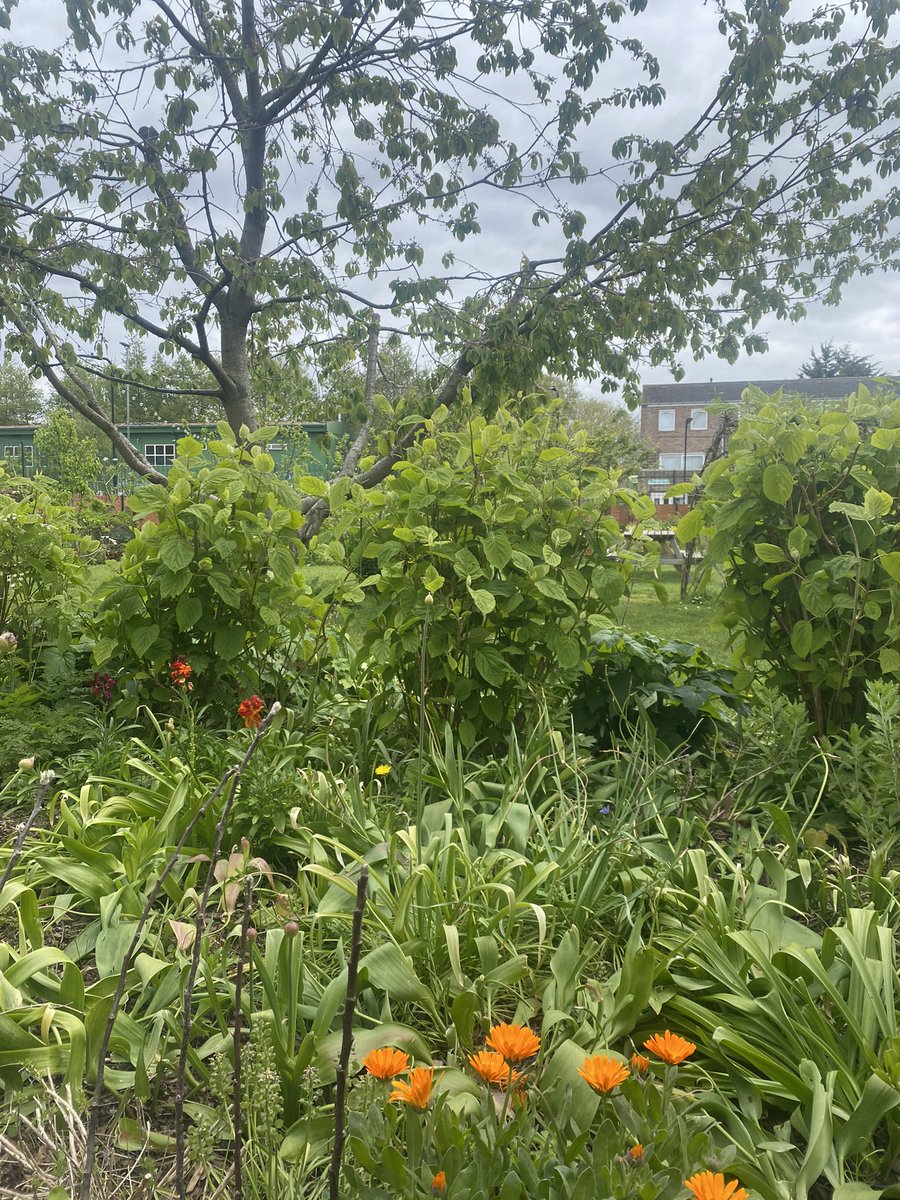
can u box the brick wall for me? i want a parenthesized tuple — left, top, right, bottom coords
(639, 403, 722, 461)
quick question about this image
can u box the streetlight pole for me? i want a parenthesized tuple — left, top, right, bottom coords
(682, 411, 693, 485)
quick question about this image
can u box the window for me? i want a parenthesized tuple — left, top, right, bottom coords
(657, 409, 675, 432)
(144, 443, 175, 466)
(659, 452, 705, 471)
(266, 442, 286, 452)
(690, 408, 708, 431)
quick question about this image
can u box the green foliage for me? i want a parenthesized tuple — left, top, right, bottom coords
(0, 472, 97, 668)
(685, 385, 900, 731)
(570, 629, 741, 750)
(92, 425, 331, 707)
(33, 408, 105, 499)
(0, 357, 44, 424)
(343, 405, 644, 743)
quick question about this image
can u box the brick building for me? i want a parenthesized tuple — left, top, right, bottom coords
(639, 376, 895, 500)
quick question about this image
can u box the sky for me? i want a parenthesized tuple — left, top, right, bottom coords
(4, 0, 899, 397)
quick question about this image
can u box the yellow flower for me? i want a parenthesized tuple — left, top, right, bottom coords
(431, 1171, 447, 1194)
(685, 1172, 748, 1200)
(389, 1066, 433, 1110)
(485, 1023, 540, 1063)
(468, 1050, 520, 1088)
(644, 1030, 697, 1065)
(578, 1054, 630, 1093)
(362, 1047, 409, 1080)
(374, 763, 392, 777)
(631, 1051, 650, 1073)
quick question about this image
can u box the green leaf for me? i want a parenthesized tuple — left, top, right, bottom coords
(468, 586, 496, 615)
(474, 646, 507, 686)
(421, 565, 445, 593)
(879, 648, 900, 675)
(269, 545, 297, 583)
(863, 488, 893, 519)
(129, 622, 160, 658)
(214, 625, 244, 661)
(176, 595, 203, 631)
(762, 462, 794, 504)
(482, 531, 513, 570)
(754, 542, 787, 563)
(871, 427, 898, 450)
(676, 507, 705, 544)
(158, 538, 194, 574)
(790, 620, 813, 660)
(878, 552, 900, 582)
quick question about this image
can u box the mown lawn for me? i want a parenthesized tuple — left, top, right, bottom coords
(618, 566, 730, 662)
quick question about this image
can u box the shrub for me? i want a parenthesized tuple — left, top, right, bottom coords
(570, 629, 741, 749)
(341, 402, 652, 745)
(682, 384, 900, 732)
(92, 425, 334, 711)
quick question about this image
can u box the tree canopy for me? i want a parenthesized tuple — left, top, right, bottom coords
(799, 340, 882, 378)
(0, 358, 45, 425)
(0, 0, 898, 534)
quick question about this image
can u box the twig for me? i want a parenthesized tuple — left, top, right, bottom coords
(327, 865, 369, 1200)
(232, 879, 253, 1200)
(80, 703, 281, 1200)
(0, 774, 52, 896)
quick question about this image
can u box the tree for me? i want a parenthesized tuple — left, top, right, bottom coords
(799, 340, 882, 378)
(543, 377, 652, 474)
(0, 1, 898, 541)
(0, 359, 44, 425)
(33, 408, 104, 499)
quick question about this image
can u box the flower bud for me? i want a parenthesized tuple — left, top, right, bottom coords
(39, 769, 56, 785)
(165, 717, 175, 732)
(0, 631, 17, 654)
(246, 926, 258, 943)
(18, 757, 35, 771)
(283, 920, 299, 938)
(424, 592, 434, 606)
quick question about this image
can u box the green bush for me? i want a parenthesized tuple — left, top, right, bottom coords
(92, 425, 336, 711)
(342, 402, 651, 745)
(683, 385, 900, 732)
(570, 629, 741, 749)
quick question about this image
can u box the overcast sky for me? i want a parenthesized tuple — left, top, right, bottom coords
(7, 0, 900, 396)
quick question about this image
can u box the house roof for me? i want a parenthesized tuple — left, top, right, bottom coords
(642, 376, 898, 407)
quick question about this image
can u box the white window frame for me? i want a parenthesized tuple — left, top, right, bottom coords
(657, 409, 676, 432)
(690, 408, 708, 431)
(144, 443, 176, 467)
(685, 453, 705, 470)
(658, 453, 682, 470)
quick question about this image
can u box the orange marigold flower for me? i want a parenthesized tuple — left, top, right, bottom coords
(629, 1144, 645, 1163)
(170, 657, 193, 688)
(631, 1052, 650, 1073)
(389, 1066, 433, 1110)
(644, 1030, 697, 1065)
(485, 1023, 540, 1063)
(237, 694, 264, 729)
(685, 1172, 748, 1200)
(578, 1054, 630, 1093)
(468, 1050, 521, 1088)
(362, 1047, 409, 1080)
(431, 1171, 447, 1194)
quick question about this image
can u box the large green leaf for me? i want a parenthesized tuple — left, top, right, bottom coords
(762, 462, 794, 504)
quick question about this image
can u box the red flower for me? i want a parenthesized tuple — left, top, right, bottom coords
(89, 672, 116, 702)
(237, 695, 264, 729)
(170, 657, 193, 689)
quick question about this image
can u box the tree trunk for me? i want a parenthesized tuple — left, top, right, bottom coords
(220, 309, 258, 438)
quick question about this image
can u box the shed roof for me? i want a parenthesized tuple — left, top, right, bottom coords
(642, 376, 898, 407)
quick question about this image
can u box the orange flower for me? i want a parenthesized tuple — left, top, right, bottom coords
(170, 657, 193, 688)
(431, 1171, 447, 1194)
(629, 1144, 645, 1163)
(685, 1172, 747, 1200)
(631, 1052, 650, 1073)
(237, 695, 264, 729)
(485, 1023, 540, 1063)
(578, 1054, 630, 1093)
(389, 1066, 433, 1110)
(644, 1031, 697, 1065)
(468, 1050, 522, 1088)
(362, 1047, 409, 1080)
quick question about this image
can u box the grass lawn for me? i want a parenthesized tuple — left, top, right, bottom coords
(618, 565, 730, 662)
